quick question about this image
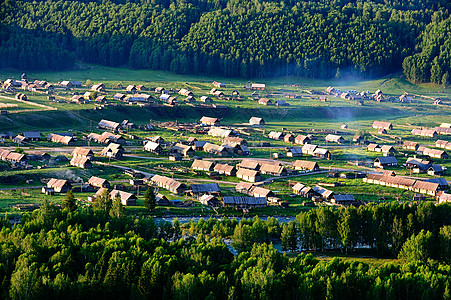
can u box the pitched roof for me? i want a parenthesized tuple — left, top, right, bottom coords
(375, 156, 398, 164)
(191, 183, 220, 194)
(293, 160, 318, 169)
(313, 186, 334, 198)
(222, 196, 266, 205)
(47, 178, 71, 189)
(192, 159, 215, 170)
(72, 147, 93, 157)
(88, 176, 109, 187)
(236, 168, 260, 178)
(22, 131, 41, 139)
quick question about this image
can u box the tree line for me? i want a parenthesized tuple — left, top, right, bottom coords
(0, 0, 449, 81)
(0, 198, 450, 299)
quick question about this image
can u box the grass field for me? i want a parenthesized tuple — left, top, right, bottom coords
(0, 65, 450, 217)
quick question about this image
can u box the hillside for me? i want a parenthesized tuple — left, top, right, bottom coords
(0, 0, 449, 82)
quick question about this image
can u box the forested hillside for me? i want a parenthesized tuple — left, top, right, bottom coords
(0, 200, 450, 299)
(0, 0, 450, 81)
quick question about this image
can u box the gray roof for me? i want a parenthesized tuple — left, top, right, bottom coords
(191, 183, 221, 194)
(334, 194, 355, 201)
(223, 196, 266, 205)
(375, 156, 398, 164)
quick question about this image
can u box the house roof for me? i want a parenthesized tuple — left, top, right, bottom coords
(22, 131, 41, 139)
(191, 183, 220, 194)
(192, 159, 215, 170)
(268, 131, 284, 139)
(287, 147, 302, 155)
(325, 134, 343, 142)
(251, 186, 273, 197)
(260, 163, 286, 174)
(313, 148, 329, 155)
(372, 121, 392, 129)
(214, 163, 235, 173)
(47, 178, 71, 189)
(204, 143, 226, 153)
(293, 160, 318, 169)
(236, 168, 260, 178)
(302, 144, 318, 152)
(72, 147, 93, 157)
(70, 156, 91, 165)
(144, 141, 161, 151)
(110, 189, 136, 201)
(292, 182, 306, 192)
(334, 194, 355, 201)
(313, 186, 334, 198)
(367, 143, 380, 150)
(413, 181, 439, 192)
(235, 182, 254, 192)
(375, 156, 398, 164)
(200, 116, 218, 124)
(208, 127, 233, 138)
(98, 119, 120, 130)
(238, 160, 260, 170)
(222, 196, 266, 205)
(88, 176, 108, 187)
(249, 117, 264, 124)
(404, 141, 418, 147)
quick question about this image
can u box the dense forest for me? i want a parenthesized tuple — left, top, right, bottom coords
(0, 198, 450, 299)
(0, 0, 450, 81)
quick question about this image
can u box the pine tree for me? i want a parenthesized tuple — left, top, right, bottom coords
(144, 188, 156, 211)
(63, 190, 77, 212)
(110, 194, 125, 218)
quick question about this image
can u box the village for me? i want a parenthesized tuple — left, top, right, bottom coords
(0, 73, 450, 217)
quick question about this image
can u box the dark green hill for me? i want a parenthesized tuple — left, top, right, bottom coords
(0, 0, 449, 81)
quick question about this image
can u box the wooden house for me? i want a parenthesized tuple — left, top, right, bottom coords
(99, 143, 124, 159)
(325, 134, 344, 144)
(98, 119, 121, 132)
(259, 163, 287, 176)
(110, 190, 137, 206)
(171, 143, 194, 157)
(214, 163, 237, 176)
(236, 168, 262, 182)
(367, 143, 381, 152)
(284, 134, 295, 143)
(204, 143, 228, 156)
(200, 116, 219, 126)
(222, 196, 266, 208)
(258, 98, 272, 105)
(191, 183, 221, 196)
(293, 160, 319, 171)
(144, 141, 163, 155)
(374, 156, 398, 168)
(295, 135, 311, 145)
(381, 145, 396, 156)
(251, 186, 274, 198)
(88, 176, 110, 188)
(70, 156, 92, 169)
(249, 117, 265, 126)
(268, 131, 284, 140)
(47, 178, 72, 193)
(192, 159, 215, 172)
(313, 148, 331, 159)
(150, 175, 186, 194)
(72, 147, 94, 160)
(372, 121, 393, 130)
(403, 141, 419, 151)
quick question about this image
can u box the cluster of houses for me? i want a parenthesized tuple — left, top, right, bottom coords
(0, 149, 27, 164)
(326, 87, 385, 103)
(292, 182, 357, 206)
(405, 157, 445, 176)
(363, 173, 448, 196)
